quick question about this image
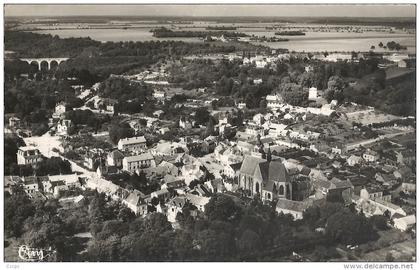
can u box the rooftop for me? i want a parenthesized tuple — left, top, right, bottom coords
(119, 136, 146, 145)
(124, 153, 154, 162)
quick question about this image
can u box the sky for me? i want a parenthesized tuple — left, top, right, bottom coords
(4, 4, 416, 18)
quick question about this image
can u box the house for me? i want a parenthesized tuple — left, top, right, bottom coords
(360, 188, 391, 202)
(153, 110, 164, 118)
(331, 145, 346, 156)
(205, 179, 226, 194)
(236, 141, 254, 154)
(223, 162, 242, 180)
(310, 143, 331, 154)
(363, 149, 379, 163)
(118, 136, 147, 153)
(185, 193, 210, 212)
(167, 196, 187, 223)
(276, 198, 314, 220)
(161, 176, 185, 190)
(17, 146, 43, 166)
(22, 176, 40, 195)
(52, 102, 67, 118)
(393, 215, 416, 231)
(327, 178, 354, 204)
(239, 154, 291, 201)
(107, 149, 124, 167)
(266, 94, 283, 110)
(237, 102, 246, 109)
(398, 59, 408, 68)
(375, 173, 397, 186)
(122, 190, 148, 216)
(253, 113, 264, 125)
(347, 155, 363, 166)
(151, 188, 170, 202)
(153, 141, 187, 157)
(84, 153, 100, 170)
(56, 119, 73, 136)
(159, 127, 170, 135)
(9, 117, 21, 128)
(153, 90, 166, 99)
(356, 191, 406, 217)
(99, 98, 118, 113)
(245, 123, 264, 137)
(48, 174, 82, 197)
(180, 159, 204, 185)
(97, 164, 119, 178)
(401, 182, 416, 194)
(308, 87, 318, 100)
(253, 78, 263, 85)
(128, 120, 143, 134)
(267, 123, 288, 137)
(123, 153, 156, 173)
(179, 116, 194, 129)
(4, 175, 22, 194)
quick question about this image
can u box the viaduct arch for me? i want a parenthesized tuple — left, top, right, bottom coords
(20, 57, 69, 71)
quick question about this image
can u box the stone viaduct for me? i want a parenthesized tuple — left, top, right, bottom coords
(20, 58, 69, 70)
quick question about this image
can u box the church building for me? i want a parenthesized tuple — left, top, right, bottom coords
(239, 152, 292, 201)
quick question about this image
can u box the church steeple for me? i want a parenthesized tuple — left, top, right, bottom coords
(267, 147, 272, 162)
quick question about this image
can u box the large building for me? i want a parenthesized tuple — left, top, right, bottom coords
(118, 136, 147, 153)
(239, 154, 292, 201)
(17, 146, 43, 166)
(122, 153, 156, 173)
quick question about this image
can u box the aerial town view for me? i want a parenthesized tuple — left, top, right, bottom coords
(2, 3, 417, 266)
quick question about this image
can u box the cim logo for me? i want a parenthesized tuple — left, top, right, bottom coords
(18, 245, 56, 262)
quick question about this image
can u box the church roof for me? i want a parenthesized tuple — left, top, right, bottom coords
(239, 155, 264, 176)
(256, 160, 289, 183)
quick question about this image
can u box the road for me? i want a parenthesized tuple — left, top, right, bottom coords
(346, 130, 414, 151)
(23, 132, 97, 180)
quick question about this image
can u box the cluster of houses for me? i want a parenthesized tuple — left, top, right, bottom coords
(5, 173, 84, 199)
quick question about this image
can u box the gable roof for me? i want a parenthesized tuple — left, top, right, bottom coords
(276, 198, 314, 213)
(393, 215, 415, 225)
(119, 136, 146, 145)
(239, 155, 264, 176)
(124, 190, 146, 206)
(256, 160, 289, 183)
(230, 162, 243, 171)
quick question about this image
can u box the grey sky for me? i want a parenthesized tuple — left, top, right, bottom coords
(5, 4, 415, 18)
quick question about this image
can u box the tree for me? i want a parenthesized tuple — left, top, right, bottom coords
(197, 228, 236, 261)
(326, 75, 346, 103)
(378, 42, 384, 48)
(369, 215, 388, 231)
(205, 194, 240, 222)
(194, 107, 210, 126)
(325, 209, 377, 245)
(204, 118, 215, 137)
(109, 123, 134, 145)
(237, 229, 262, 253)
(5, 186, 35, 237)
